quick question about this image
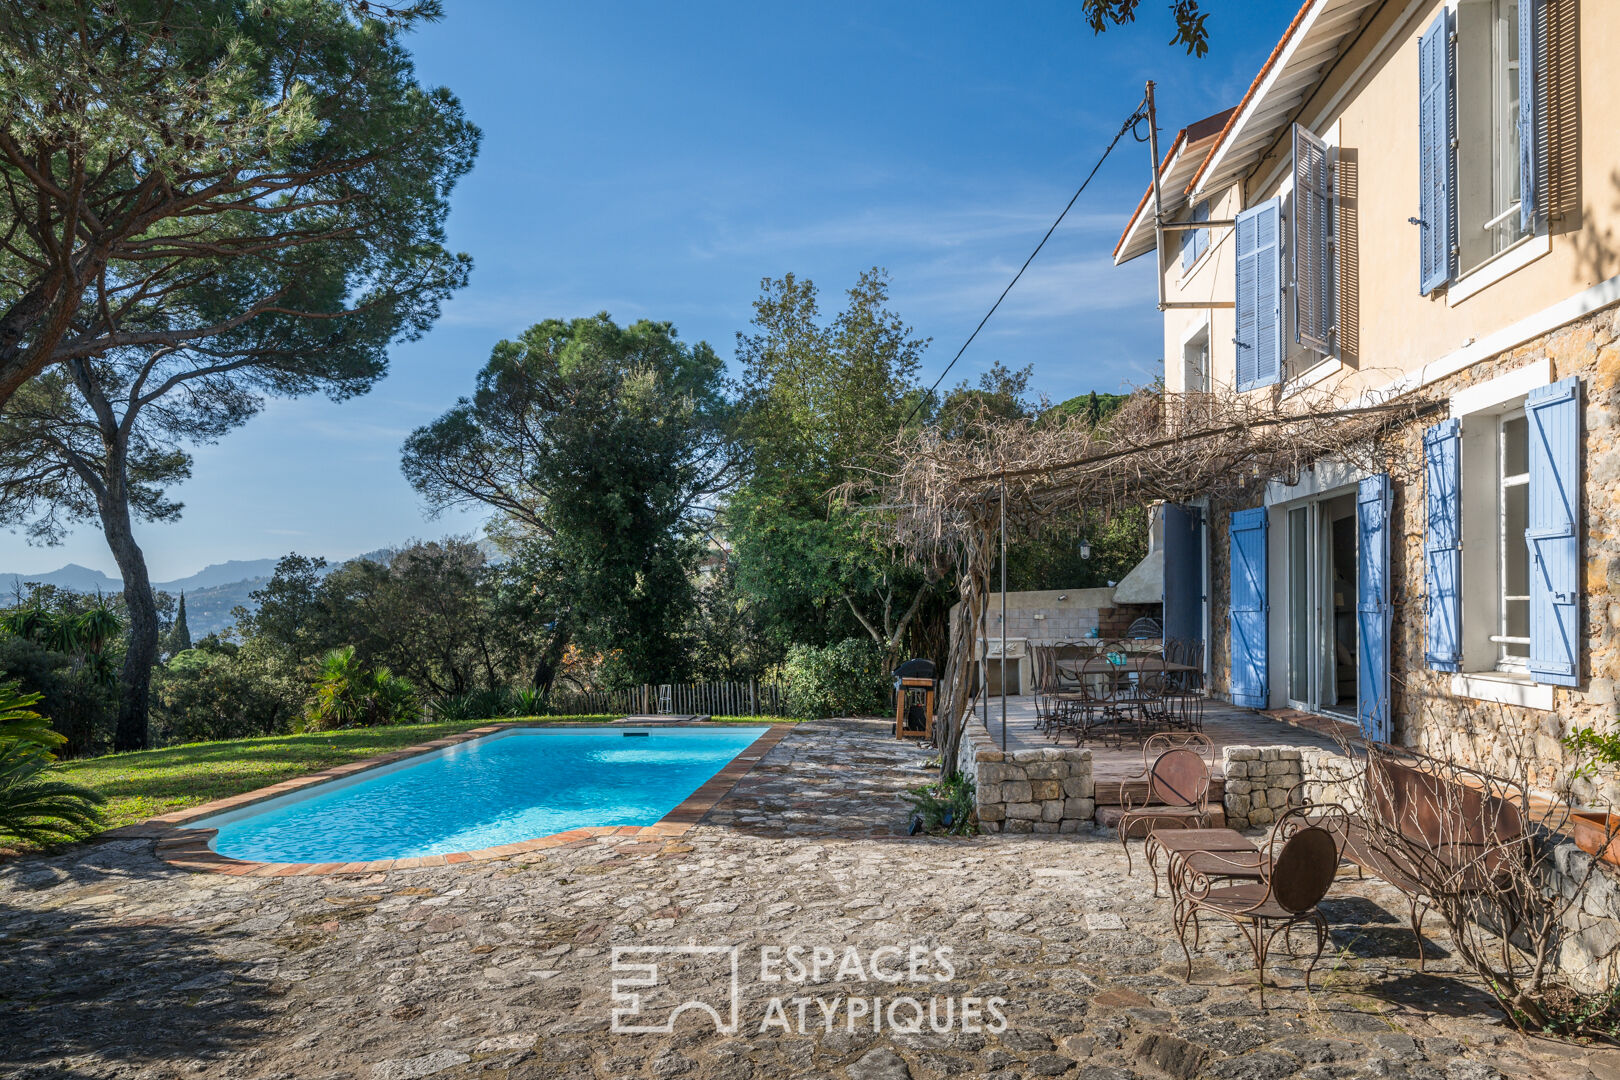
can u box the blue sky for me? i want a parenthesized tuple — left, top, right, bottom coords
(1, 0, 1303, 581)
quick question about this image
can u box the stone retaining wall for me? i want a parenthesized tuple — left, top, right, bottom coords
(1219, 746, 1305, 829)
(957, 716, 1094, 833)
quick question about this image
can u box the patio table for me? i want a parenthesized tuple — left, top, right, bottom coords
(1144, 826, 1257, 897)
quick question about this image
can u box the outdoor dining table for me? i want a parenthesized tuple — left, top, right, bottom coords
(1062, 657, 1200, 674)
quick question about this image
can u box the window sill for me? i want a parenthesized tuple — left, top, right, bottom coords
(1447, 232, 1551, 307)
(1449, 671, 1554, 711)
(1282, 355, 1342, 398)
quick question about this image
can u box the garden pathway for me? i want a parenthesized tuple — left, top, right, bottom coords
(1, 720, 1616, 1080)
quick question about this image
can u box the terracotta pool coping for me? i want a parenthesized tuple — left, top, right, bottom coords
(114, 721, 795, 877)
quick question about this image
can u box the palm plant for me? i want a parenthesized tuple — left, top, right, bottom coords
(0, 679, 66, 755)
(0, 739, 105, 847)
(305, 646, 364, 731)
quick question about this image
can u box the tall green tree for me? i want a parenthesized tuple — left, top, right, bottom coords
(728, 269, 940, 669)
(0, 0, 475, 409)
(402, 315, 737, 688)
(0, 1, 477, 749)
(164, 593, 191, 657)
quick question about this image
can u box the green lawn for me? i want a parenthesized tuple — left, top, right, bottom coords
(51, 714, 792, 835)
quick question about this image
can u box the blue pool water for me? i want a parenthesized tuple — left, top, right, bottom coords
(191, 727, 769, 862)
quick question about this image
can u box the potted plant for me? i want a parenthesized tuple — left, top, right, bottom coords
(1563, 726, 1620, 867)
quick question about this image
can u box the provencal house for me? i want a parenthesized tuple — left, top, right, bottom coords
(1114, 0, 1619, 797)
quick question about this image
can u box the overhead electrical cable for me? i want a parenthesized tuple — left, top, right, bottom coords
(904, 98, 1151, 429)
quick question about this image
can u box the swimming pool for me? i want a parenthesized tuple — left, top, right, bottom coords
(187, 726, 770, 863)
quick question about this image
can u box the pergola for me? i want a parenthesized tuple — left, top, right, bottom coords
(861, 384, 1437, 776)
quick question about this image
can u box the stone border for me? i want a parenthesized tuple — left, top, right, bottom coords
(107, 722, 795, 877)
(955, 713, 1094, 833)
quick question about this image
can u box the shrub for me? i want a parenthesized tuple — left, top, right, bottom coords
(431, 687, 514, 722)
(151, 645, 302, 744)
(781, 638, 887, 719)
(303, 646, 422, 731)
(0, 679, 66, 756)
(0, 739, 105, 847)
(0, 635, 117, 757)
(904, 774, 977, 835)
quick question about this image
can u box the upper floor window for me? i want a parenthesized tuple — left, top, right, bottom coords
(1180, 200, 1210, 271)
(1457, 0, 1526, 273)
(1417, 0, 1543, 295)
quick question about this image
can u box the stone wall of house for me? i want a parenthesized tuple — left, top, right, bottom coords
(1220, 746, 1305, 829)
(956, 715, 1094, 833)
(1204, 307, 1620, 807)
(1388, 309, 1620, 808)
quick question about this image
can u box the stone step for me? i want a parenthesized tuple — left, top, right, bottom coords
(1093, 778, 1226, 807)
(1094, 804, 1228, 833)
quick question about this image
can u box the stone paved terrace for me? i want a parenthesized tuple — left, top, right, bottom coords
(2, 719, 1617, 1080)
(969, 695, 1349, 794)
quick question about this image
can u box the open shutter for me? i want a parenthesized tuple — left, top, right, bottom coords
(1525, 376, 1581, 687)
(1518, 0, 1541, 234)
(1162, 503, 1204, 651)
(1418, 10, 1456, 295)
(1234, 198, 1283, 391)
(1293, 124, 1335, 354)
(1357, 474, 1392, 742)
(1423, 419, 1462, 671)
(1228, 508, 1269, 709)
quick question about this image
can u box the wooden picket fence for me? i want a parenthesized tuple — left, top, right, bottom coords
(543, 679, 790, 718)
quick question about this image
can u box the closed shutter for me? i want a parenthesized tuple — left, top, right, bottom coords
(1525, 376, 1581, 687)
(1423, 419, 1462, 671)
(1234, 198, 1283, 391)
(1228, 508, 1269, 709)
(1293, 124, 1335, 354)
(1356, 474, 1392, 742)
(1418, 10, 1456, 295)
(1181, 201, 1210, 271)
(1518, 0, 1542, 234)
(1162, 503, 1204, 650)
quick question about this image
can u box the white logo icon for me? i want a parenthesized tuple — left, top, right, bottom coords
(610, 945, 741, 1034)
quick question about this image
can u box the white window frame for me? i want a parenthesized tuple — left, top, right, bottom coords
(1492, 408, 1530, 672)
(1178, 199, 1215, 283)
(1451, 0, 1540, 290)
(1447, 359, 1554, 709)
(1180, 318, 1211, 394)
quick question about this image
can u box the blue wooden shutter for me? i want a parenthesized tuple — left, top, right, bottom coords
(1518, 0, 1541, 234)
(1180, 201, 1209, 271)
(1162, 503, 1204, 649)
(1526, 376, 1581, 687)
(1234, 198, 1283, 391)
(1228, 508, 1268, 708)
(1423, 419, 1462, 671)
(1356, 474, 1392, 742)
(1418, 10, 1456, 295)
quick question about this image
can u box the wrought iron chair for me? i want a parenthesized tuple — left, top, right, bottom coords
(1117, 731, 1216, 871)
(1172, 803, 1349, 1007)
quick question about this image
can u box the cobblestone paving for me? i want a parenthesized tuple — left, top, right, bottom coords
(2, 720, 1617, 1080)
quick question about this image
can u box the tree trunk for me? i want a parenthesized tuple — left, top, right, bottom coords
(533, 621, 572, 694)
(101, 482, 158, 752)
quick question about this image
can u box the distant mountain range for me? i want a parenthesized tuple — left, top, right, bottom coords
(2, 544, 487, 638)
(0, 559, 283, 637)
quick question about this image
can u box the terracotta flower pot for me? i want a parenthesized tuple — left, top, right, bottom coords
(1571, 811, 1620, 867)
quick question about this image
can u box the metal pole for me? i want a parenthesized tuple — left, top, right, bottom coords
(1145, 80, 1167, 313)
(1000, 472, 1008, 753)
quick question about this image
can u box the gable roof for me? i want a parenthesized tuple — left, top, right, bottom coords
(1187, 0, 1380, 196)
(1113, 107, 1235, 265)
(1114, 0, 1383, 266)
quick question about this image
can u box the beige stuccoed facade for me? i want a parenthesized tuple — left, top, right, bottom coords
(1117, 0, 1620, 804)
